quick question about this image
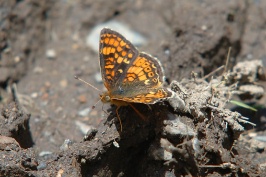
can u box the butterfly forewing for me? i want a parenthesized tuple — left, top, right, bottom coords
(99, 28, 139, 90)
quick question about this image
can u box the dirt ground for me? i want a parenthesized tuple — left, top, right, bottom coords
(1, 0, 266, 176)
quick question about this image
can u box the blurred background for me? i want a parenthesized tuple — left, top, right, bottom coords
(0, 0, 265, 154)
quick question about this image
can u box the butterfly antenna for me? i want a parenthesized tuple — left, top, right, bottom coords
(74, 76, 101, 92)
(92, 98, 102, 109)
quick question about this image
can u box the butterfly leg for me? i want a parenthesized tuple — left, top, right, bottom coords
(115, 106, 123, 132)
(101, 104, 109, 115)
(129, 103, 147, 121)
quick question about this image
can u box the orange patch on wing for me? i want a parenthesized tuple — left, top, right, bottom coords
(143, 62, 150, 67)
(135, 58, 145, 66)
(127, 66, 134, 73)
(144, 67, 151, 72)
(105, 65, 114, 69)
(108, 47, 113, 54)
(109, 38, 115, 45)
(120, 40, 126, 46)
(104, 47, 109, 55)
(114, 53, 119, 58)
(144, 98, 152, 103)
(128, 77, 134, 81)
(106, 61, 112, 65)
(117, 57, 123, 64)
(107, 57, 114, 62)
(128, 53, 133, 58)
(138, 75, 147, 81)
(137, 70, 145, 76)
(132, 67, 143, 74)
(102, 47, 107, 55)
(127, 73, 136, 77)
(148, 72, 154, 77)
(105, 70, 112, 75)
(110, 47, 116, 53)
(145, 93, 155, 97)
(117, 46, 122, 52)
(111, 70, 115, 76)
(104, 37, 110, 44)
(113, 40, 119, 47)
(121, 51, 127, 57)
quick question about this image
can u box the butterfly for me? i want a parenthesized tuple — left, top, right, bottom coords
(76, 28, 172, 131)
(99, 28, 172, 129)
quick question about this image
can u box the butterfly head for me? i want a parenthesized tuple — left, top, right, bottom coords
(100, 92, 111, 103)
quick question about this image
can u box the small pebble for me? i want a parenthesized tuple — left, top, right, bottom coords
(56, 169, 64, 177)
(46, 49, 57, 59)
(164, 49, 170, 55)
(37, 161, 47, 170)
(113, 140, 120, 148)
(248, 132, 257, 137)
(41, 93, 49, 100)
(84, 128, 98, 141)
(60, 79, 68, 88)
(77, 94, 87, 103)
(60, 139, 73, 151)
(81, 158, 86, 163)
(33, 66, 44, 74)
(44, 81, 51, 88)
(90, 110, 98, 116)
(192, 137, 200, 155)
(31, 92, 38, 98)
(3, 47, 11, 53)
(39, 151, 53, 157)
(78, 108, 91, 117)
(0, 136, 20, 149)
(201, 25, 207, 31)
(14, 56, 21, 63)
(75, 120, 93, 135)
(55, 107, 63, 113)
(72, 43, 79, 50)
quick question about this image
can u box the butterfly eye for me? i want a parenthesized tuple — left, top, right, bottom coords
(105, 95, 111, 102)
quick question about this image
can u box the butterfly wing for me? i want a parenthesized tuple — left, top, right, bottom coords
(99, 28, 172, 104)
(115, 87, 172, 104)
(99, 28, 139, 90)
(112, 52, 172, 104)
